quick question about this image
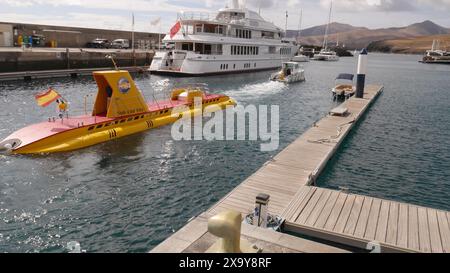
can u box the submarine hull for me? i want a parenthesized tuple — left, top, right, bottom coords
(3, 98, 236, 155)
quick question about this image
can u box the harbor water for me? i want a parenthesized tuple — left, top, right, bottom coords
(0, 53, 449, 252)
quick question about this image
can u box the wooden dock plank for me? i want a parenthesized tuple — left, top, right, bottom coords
(343, 195, 364, 235)
(354, 197, 373, 238)
(417, 207, 431, 253)
(305, 190, 332, 226)
(408, 206, 420, 251)
(324, 193, 348, 231)
(364, 198, 381, 240)
(436, 211, 450, 253)
(386, 202, 399, 245)
(397, 203, 409, 248)
(427, 209, 443, 253)
(281, 186, 313, 220)
(375, 201, 390, 242)
(295, 188, 325, 224)
(286, 187, 318, 222)
(334, 194, 356, 233)
(314, 191, 340, 229)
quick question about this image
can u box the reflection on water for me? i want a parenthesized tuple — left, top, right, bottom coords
(0, 54, 449, 252)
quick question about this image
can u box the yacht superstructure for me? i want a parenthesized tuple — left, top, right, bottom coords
(149, 0, 299, 76)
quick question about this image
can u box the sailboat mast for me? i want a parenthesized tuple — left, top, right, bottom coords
(322, 0, 333, 51)
(297, 9, 303, 41)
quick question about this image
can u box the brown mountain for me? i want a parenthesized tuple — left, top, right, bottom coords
(367, 34, 450, 54)
(289, 20, 450, 50)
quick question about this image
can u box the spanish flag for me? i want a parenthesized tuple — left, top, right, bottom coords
(170, 21, 182, 39)
(35, 88, 61, 107)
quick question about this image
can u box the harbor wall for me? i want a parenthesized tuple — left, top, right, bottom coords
(0, 50, 154, 73)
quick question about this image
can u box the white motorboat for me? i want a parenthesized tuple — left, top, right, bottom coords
(291, 54, 310, 62)
(332, 73, 355, 100)
(270, 62, 305, 83)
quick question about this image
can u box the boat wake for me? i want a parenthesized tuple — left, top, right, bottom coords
(224, 81, 287, 101)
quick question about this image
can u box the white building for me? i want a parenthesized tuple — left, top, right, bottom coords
(0, 24, 14, 47)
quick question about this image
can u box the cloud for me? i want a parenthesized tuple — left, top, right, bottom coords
(3, 0, 208, 13)
(320, 0, 416, 12)
(2, 0, 450, 32)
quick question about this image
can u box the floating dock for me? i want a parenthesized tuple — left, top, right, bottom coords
(151, 85, 450, 253)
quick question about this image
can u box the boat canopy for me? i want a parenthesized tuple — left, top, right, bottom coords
(336, 73, 354, 81)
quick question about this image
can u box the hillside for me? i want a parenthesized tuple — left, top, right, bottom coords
(289, 20, 450, 50)
(367, 34, 450, 54)
(287, 22, 367, 38)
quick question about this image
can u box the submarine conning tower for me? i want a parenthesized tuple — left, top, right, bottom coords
(92, 70, 149, 118)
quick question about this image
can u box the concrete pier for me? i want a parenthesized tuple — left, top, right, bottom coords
(151, 85, 450, 253)
(0, 47, 154, 77)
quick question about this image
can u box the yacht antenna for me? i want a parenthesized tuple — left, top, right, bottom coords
(285, 11, 288, 37)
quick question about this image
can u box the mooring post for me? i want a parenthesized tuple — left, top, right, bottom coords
(253, 193, 270, 228)
(356, 48, 368, 98)
(206, 210, 260, 253)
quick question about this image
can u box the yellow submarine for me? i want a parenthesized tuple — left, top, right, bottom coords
(0, 70, 236, 155)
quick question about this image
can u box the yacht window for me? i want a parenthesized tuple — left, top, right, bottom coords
(181, 43, 193, 51)
(269, 46, 276, 54)
(215, 44, 223, 55)
(195, 24, 202, 33)
(203, 24, 219, 34)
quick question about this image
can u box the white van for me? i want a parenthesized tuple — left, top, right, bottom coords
(111, 39, 130, 49)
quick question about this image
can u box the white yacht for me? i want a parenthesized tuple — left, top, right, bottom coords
(313, 50, 339, 61)
(149, 0, 299, 76)
(421, 40, 450, 64)
(312, 0, 339, 62)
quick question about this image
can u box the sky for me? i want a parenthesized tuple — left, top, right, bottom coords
(1, 0, 450, 33)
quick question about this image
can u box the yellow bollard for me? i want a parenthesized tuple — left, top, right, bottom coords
(206, 210, 261, 253)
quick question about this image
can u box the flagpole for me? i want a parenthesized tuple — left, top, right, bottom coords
(159, 21, 161, 51)
(132, 12, 136, 67)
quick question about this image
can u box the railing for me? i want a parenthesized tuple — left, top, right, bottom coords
(178, 12, 217, 21)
